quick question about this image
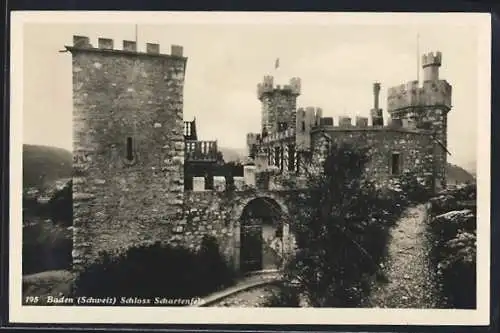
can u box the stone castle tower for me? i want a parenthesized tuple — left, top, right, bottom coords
(387, 51, 452, 189)
(257, 75, 301, 135)
(67, 36, 187, 269)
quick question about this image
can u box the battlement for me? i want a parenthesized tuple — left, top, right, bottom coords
(296, 106, 323, 124)
(310, 116, 431, 134)
(387, 79, 452, 112)
(255, 112, 431, 145)
(66, 35, 184, 58)
(246, 132, 263, 152)
(422, 51, 442, 68)
(257, 76, 301, 99)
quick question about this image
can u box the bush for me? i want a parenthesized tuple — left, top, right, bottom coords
(399, 171, 433, 204)
(264, 282, 301, 307)
(48, 180, 73, 227)
(74, 236, 236, 302)
(22, 222, 73, 275)
(274, 142, 412, 307)
(428, 184, 477, 308)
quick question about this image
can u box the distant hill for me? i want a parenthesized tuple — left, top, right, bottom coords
(219, 147, 248, 163)
(23, 144, 72, 189)
(446, 163, 475, 185)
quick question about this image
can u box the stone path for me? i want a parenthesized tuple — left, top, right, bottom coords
(200, 270, 281, 307)
(363, 204, 442, 308)
(209, 284, 281, 307)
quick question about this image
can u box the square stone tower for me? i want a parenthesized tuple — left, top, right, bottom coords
(257, 76, 301, 136)
(67, 36, 187, 269)
(387, 51, 452, 190)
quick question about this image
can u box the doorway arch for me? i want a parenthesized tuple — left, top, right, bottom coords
(238, 197, 287, 273)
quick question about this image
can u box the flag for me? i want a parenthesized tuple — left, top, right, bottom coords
(275, 58, 280, 69)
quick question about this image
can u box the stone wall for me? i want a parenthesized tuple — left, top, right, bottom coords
(311, 128, 436, 190)
(257, 76, 301, 134)
(69, 36, 187, 269)
(165, 189, 300, 271)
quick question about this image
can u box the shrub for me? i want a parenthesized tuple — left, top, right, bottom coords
(48, 180, 73, 227)
(264, 282, 301, 307)
(74, 236, 236, 302)
(399, 171, 433, 204)
(273, 142, 412, 307)
(22, 222, 73, 275)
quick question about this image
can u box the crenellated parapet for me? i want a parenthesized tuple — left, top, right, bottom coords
(302, 115, 430, 135)
(387, 51, 452, 114)
(422, 51, 442, 81)
(257, 76, 301, 100)
(246, 132, 262, 146)
(295, 106, 322, 151)
(67, 35, 184, 58)
(387, 79, 452, 113)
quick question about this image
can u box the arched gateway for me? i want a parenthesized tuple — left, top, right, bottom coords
(235, 196, 294, 274)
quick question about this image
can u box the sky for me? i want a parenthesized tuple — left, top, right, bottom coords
(22, 17, 481, 170)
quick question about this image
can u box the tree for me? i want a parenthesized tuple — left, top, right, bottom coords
(279, 142, 405, 307)
(48, 180, 73, 227)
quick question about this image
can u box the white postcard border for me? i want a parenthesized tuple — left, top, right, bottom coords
(9, 11, 492, 326)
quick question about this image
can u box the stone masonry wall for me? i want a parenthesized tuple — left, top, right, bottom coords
(261, 91, 298, 134)
(173, 189, 300, 271)
(311, 129, 436, 190)
(70, 39, 187, 269)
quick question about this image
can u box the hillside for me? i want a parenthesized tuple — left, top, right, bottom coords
(219, 147, 248, 163)
(23, 144, 72, 189)
(447, 163, 475, 185)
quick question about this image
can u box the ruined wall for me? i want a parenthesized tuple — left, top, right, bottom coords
(69, 36, 187, 269)
(311, 126, 436, 190)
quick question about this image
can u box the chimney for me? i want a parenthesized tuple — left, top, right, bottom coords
(373, 82, 381, 110)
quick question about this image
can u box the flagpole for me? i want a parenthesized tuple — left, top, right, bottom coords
(135, 24, 138, 45)
(416, 32, 420, 82)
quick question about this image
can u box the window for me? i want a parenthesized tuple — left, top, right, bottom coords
(391, 153, 400, 175)
(288, 144, 295, 171)
(278, 122, 288, 132)
(301, 121, 306, 132)
(274, 147, 281, 169)
(126, 137, 134, 161)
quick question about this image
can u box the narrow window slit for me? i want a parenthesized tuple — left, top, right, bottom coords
(126, 137, 134, 161)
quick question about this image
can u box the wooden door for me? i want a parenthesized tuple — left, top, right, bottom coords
(240, 218, 263, 273)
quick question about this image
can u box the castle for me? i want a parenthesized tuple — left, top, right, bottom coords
(246, 53, 451, 192)
(66, 35, 451, 274)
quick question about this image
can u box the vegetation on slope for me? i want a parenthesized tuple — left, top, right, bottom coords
(74, 236, 236, 302)
(265, 142, 430, 307)
(429, 184, 477, 309)
(23, 144, 72, 189)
